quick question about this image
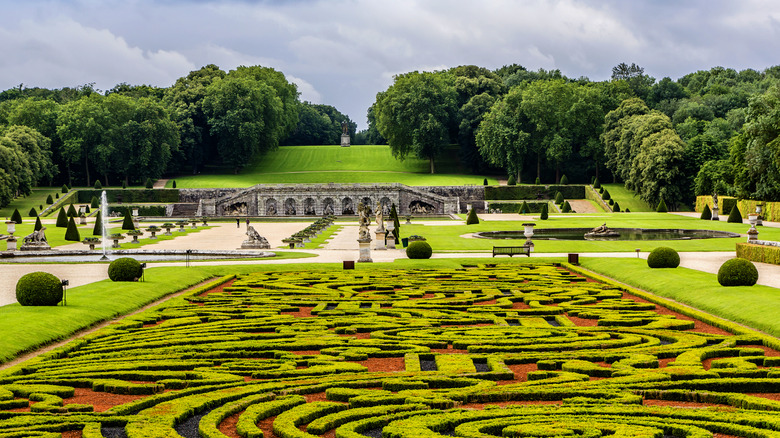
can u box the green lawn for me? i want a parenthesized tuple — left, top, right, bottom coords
(0, 188, 64, 219)
(168, 145, 496, 187)
(601, 183, 653, 212)
(400, 212, 769, 252)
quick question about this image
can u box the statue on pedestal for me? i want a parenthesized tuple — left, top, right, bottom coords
(241, 225, 270, 249)
(375, 202, 385, 233)
(358, 203, 371, 241)
(20, 227, 52, 251)
(584, 223, 619, 239)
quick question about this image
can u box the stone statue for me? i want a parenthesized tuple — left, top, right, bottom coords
(241, 225, 270, 249)
(584, 223, 619, 239)
(592, 223, 608, 233)
(357, 202, 371, 241)
(375, 202, 385, 233)
(342, 120, 349, 135)
(324, 202, 334, 216)
(23, 227, 48, 244)
(712, 193, 718, 210)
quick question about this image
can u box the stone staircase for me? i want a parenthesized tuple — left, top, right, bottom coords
(167, 203, 199, 217)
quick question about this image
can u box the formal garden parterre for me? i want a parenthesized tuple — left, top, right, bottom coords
(2, 263, 780, 437)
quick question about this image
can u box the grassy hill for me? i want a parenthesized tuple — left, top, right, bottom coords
(168, 145, 497, 188)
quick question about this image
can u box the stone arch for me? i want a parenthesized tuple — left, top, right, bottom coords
(323, 198, 335, 216)
(224, 202, 247, 216)
(265, 198, 278, 216)
(284, 198, 297, 216)
(380, 197, 391, 215)
(342, 197, 355, 215)
(304, 198, 316, 215)
(409, 200, 435, 215)
(361, 197, 372, 209)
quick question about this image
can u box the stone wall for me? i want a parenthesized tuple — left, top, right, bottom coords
(420, 186, 486, 213)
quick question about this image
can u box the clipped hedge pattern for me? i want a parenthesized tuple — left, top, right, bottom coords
(2, 264, 780, 438)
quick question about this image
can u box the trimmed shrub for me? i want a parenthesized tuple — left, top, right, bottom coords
(10, 209, 22, 224)
(608, 198, 614, 205)
(612, 201, 621, 212)
(520, 201, 530, 214)
(535, 177, 541, 185)
(718, 258, 758, 286)
(625, 208, 631, 213)
(46, 194, 53, 204)
(540, 203, 548, 220)
(122, 180, 127, 189)
(656, 199, 668, 213)
(55, 192, 59, 198)
(16, 272, 63, 306)
(560, 174, 569, 185)
(108, 257, 143, 282)
(65, 217, 81, 242)
(172, 180, 177, 188)
(406, 241, 432, 259)
(28, 207, 38, 217)
(56, 208, 68, 227)
(482, 178, 487, 186)
(90, 196, 99, 208)
(507, 175, 516, 186)
(466, 208, 479, 225)
(601, 189, 610, 201)
(121, 209, 135, 231)
(145, 178, 154, 189)
(598, 186, 604, 194)
(34, 216, 43, 231)
(727, 204, 743, 223)
(67, 203, 77, 217)
(94, 180, 102, 190)
(93, 211, 103, 236)
(593, 177, 601, 189)
(62, 184, 69, 193)
(647, 247, 680, 268)
(562, 201, 572, 213)
(555, 192, 564, 205)
(77, 189, 179, 204)
(84, 205, 90, 213)
(701, 204, 712, 220)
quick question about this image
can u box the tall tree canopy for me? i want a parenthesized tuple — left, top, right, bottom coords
(374, 71, 457, 173)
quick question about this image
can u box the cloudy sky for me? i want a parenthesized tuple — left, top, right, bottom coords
(1, 0, 779, 128)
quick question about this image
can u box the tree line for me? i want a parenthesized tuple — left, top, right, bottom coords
(370, 63, 780, 208)
(0, 64, 358, 207)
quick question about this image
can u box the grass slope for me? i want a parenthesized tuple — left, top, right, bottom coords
(601, 183, 653, 212)
(168, 145, 496, 187)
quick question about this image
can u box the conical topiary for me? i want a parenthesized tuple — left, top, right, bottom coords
(608, 198, 614, 205)
(593, 177, 601, 189)
(390, 203, 400, 242)
(507, 175, 516, 186)
(56, 207, 68, 227)
(67, 203, 77, 217)
(34, 216, 42, 231)
(62, 184, 69, 193)
(482, 178, 487, 186)
(46, 194, 54, 204)
(602, 189, 611, 201)
(520, 201, 530, 214)
(560, 174, 569, 185)
(64, 217, 81, 242)
(94, 180, 102, 190)
(656, 199, 668, 213)
(613, 201, 621, 212)
(173, 180, 177, 188)
(466, 208, 479, 225)
(555, 191, 564, 205)
(535, 177, 541, 185)
(145, 178, 154, 189)
(700, 204, 712, 220)
(121, 209, 135, 231)
(55, 192, 59, 199)
(28, 207, 38, 217)
(84, 205, 90, 213)
(562, 201, 572, 213)
(10, 209, 22, 224)
(91, 196, 99, 208)
(540, 203, 549, 220)
(727, 204, 742, 223)
(122, 180, 127, 189)
(93, 211, 103, 236)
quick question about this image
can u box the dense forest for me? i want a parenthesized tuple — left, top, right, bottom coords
(2, 62, 780, 209)
(370, 63, 780, 208)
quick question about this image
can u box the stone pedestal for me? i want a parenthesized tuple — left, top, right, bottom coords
(6, 237, 16, 251)
(20, 241, 51, 251)
(341, 133, 351, 147)
(747, 226, 759, 242)
(375, 230, 386, 250)
(386, 233, 396, 249)
(711, 207, 719, 221)
(241, 240, 270, 249)
(358, 238, 373, 262)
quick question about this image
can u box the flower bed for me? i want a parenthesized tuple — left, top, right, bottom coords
(1, 264, 780, 437)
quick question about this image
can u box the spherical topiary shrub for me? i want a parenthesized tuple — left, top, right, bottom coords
(108, 257, 143, 282)
(717, 258, 758, 287)
(16, 272, 63, 306)
(406, 241, 432, 259)
(647, 247, 680, 268)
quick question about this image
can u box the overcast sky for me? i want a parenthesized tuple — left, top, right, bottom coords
(1, 0, 779, 129)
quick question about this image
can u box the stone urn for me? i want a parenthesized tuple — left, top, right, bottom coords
(522, 222, 536, 252)
(201, 217, 209, 226)
(162, 223, 174, 236)
(190, 219, 198, 229)
(146, 226, 160, 239)
(176, 221, 187, 232)
(82, 237, 100, 250)
(110, 233, 125, 248)
(127, 230, 143, 244)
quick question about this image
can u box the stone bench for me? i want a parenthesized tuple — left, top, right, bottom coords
(492, 246, 531, 257)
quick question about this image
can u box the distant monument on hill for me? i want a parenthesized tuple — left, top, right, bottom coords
(340, 120, 350, 147)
